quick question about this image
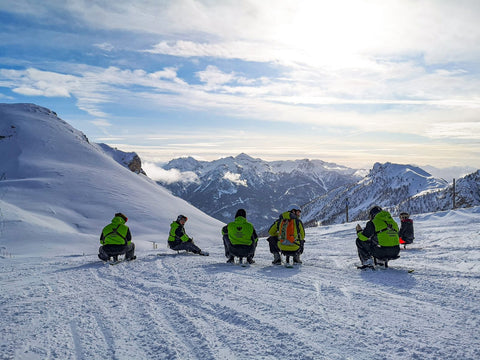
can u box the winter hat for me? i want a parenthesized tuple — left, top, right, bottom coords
(115, 212, 128, 222)
(235, 208, 247, 218)
(369, 206, 382, 219)
(177, 214, 188, 222)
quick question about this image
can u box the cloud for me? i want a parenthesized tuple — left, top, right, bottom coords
(143, 40, 281, 64)
(196, 65, 236, 88)
(91, 119, 112, 127)
(223, 171, 247, 187)
(143, 162, 199, 184)
(94, 42, 114, 52)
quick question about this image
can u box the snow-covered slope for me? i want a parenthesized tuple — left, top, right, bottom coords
(1, 206, 479, 359)
(0, 103, 223, 256)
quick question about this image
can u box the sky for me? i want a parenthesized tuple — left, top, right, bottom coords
(1, 0, 480, 169)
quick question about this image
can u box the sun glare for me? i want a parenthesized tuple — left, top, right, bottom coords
(275, 1, 387, 68)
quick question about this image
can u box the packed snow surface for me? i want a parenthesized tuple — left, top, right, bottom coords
(1, 207, 479, 360)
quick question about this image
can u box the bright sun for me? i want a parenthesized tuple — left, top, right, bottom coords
(274, 0, 389, 68)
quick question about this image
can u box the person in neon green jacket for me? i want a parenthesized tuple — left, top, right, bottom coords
(266, 208, 305, 265)
(356, 206, 400, 267)
(222, 209, 258, 264)
(98, 212, 136, 261)
(168, 215, 209, 256)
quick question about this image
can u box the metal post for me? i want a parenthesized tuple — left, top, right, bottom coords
(346, 197, 349, 223)
(452, 178, 456, 209)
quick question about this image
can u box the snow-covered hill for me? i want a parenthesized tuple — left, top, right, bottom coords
(157, 154, 361, 232)
(0, 103, 223, 256)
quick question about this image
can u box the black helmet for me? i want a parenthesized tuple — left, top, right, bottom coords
(369, 206, 382, 219)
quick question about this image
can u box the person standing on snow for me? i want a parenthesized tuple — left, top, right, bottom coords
(98, 212, 136, 261)
(355, 206, 400, 268)
(398, 212, 415, 248)
(168, 215, 209, 256)
(222, 208, 258, 264)
(266, 208, 305, 265)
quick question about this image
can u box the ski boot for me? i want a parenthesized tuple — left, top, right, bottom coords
(272, 252, 282, 265)
(293, 254, 302, 264)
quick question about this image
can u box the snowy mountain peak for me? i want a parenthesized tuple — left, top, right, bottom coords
(363, 162, 448, 196)
(235, 152, 255, 161)
(97, 143, 146, 175)
(371, 162, 431, 179)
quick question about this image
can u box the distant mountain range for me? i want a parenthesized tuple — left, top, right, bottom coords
(153, 155, 480, 233)
(301, 162, 480, 226)
(155, 154, 362, 233)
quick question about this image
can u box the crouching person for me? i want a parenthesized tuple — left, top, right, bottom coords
(168, 215, 209, 256)
(222, 209, 258, 264)
(267, 208, 305, 265)
(356, 206, 400, 269)
(98, 212, 136, 261)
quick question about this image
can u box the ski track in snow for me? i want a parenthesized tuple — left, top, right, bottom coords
(2, 212, 480, 360)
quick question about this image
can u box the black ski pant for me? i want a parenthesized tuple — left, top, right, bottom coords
(223, 235, 256, 259)
(169, 240, 201, 254)
(356, 238, 400, 263)
(99, 243, 135, 261)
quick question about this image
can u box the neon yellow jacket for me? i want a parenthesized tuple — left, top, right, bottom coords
(100, 216, 131, 245)
(168, 221, 190, 245)
(269, 211, 305, 252)
(357, 210, 399, 247)
(222, 216, 258, 246)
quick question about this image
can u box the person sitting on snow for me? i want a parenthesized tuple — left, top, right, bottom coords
(355, 206, 400, 268)
(98, 212, 136, 261)
(168, 215, 209, 256)
(398, 212, 415, 248)
(266, 208, 305, 265)
(222, 208, 258, 264)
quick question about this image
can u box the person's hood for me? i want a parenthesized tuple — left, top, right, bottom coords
(111, 216, 126, 225)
